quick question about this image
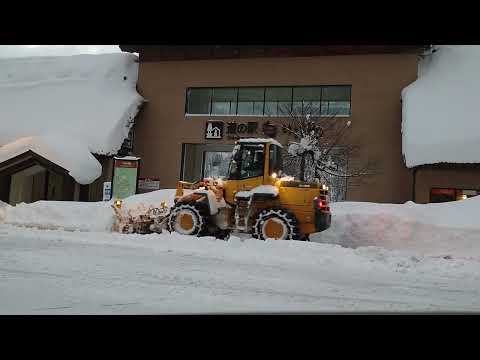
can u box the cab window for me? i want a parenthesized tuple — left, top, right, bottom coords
(228, 144, 265, 180)
(269, 144, 283, 176)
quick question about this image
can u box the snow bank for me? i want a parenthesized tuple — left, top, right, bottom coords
(0, 53, 144, 184)
(0, 189, 177, 231)
(0, 200, 9, 222)
(2, 186, 480, 261)
(1, 201, 115, 232)
(402, 45, 480, 167)
(121, 189, 176, 207)
(313, 196, 480, 259)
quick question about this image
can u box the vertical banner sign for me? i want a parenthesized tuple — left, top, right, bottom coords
(111, 157, 140, 199)
(102, 182, 112, 201)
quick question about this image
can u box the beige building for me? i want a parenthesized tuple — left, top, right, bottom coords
(3, 46, 476, 205)
(121, 45, 427, 203)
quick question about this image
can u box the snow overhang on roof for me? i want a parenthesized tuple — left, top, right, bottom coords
(401, 45, 480, 167)
(0, 52, 144, 184)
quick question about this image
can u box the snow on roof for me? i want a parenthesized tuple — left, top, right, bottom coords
(0, 136, 102, 184)
(114, 156, 141, 161)
(237, 138, 283, 148)
(235, 185, 279, 199)
(0, 53, 144, 184)
(402, 46, 480, 167)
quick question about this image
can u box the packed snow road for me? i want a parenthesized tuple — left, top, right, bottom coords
(1, 224, 480, 314)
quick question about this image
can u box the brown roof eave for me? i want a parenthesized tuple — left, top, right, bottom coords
(119, 45, 430, 61)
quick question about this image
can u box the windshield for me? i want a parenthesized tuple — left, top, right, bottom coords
(227, 143, 265, 180)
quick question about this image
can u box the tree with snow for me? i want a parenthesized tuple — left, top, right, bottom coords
(280, 104, 379, 201)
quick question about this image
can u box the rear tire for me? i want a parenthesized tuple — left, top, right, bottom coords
(252, 208, 301, 240)
(168, 202, 209, 236)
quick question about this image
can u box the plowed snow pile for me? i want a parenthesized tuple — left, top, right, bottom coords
(0, 189, 176, 232)
(1, 189, 479, 259)
(313, 196, 480, 259)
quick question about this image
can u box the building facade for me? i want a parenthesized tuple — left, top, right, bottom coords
(413, 164, 480, 203)
(121, 45, 425, 203)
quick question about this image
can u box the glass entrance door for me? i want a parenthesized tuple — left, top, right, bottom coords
(181, 143, 234, 182)
(202, 151, 232, 179)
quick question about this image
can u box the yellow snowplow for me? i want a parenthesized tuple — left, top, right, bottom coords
(169, 138, 331, 241)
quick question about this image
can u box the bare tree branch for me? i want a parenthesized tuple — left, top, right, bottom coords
(279, 106, 380, 200)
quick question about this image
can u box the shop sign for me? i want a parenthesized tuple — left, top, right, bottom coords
(111, 156, 140, 199)
(226, 121, 258, 135)
(205, 121, 224, 139)
(206, 120, 276, 140)
(138, 177, 161, 194)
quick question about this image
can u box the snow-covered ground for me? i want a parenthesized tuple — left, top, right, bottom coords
(1, 190, 480, 313)
(1, 224, 480, 314)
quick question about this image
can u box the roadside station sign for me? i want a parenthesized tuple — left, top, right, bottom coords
(111, 156, 141, 200)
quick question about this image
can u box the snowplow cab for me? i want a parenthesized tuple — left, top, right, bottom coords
(222, 138, 331, 238)
(171, 138, 331, 240)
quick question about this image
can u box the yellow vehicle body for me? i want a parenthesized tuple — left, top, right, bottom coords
(173, 139, 331, 240)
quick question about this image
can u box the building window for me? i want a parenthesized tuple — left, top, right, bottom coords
(321, 86, 351, 116)
(187, 88, 212, 115)
(185, 85, 351, 117)
(237, 88, 265, 115)
(265, 87, 293, 116)
(430, 188, 479, 203)
(293, 86, 321, 116)
(211, 88, 237, 115)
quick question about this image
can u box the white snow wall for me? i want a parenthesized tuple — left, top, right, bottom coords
(402, 45, 480, 167)
(0, 53, 144, 184)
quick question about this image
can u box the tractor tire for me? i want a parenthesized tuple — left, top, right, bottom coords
(168, 202, 209, 237)
(252, 208, 301, 240)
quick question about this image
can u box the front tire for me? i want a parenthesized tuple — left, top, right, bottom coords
(168, 202, 209, 236)
(252, 208, 300, 240)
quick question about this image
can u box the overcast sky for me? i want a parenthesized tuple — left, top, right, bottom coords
(0, 45, 121, 58)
